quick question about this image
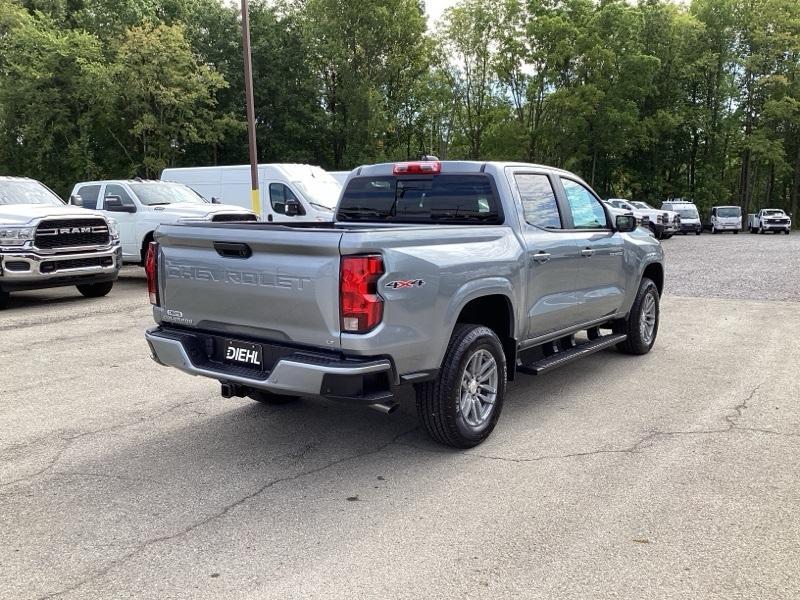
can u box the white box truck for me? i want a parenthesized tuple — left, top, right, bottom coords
(160, 164, 340, 223)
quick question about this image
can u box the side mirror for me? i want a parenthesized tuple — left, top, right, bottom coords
(211, 197, 221, 204)
(104, 195, 137, 213)
(285, 198, 301, 217)
(616, 214, 637, 233)
(70, 194, 83, 207)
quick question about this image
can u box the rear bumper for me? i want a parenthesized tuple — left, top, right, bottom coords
(0, 245, 121, 292)
(145, 327, 395, 404)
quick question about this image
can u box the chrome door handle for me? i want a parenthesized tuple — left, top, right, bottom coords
(531, 252, 551, 264)
(581, 248, 595, 257)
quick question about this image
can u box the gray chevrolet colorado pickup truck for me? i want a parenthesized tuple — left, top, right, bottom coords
(145, 161, 664, 447)
(1, 176, 121, 308)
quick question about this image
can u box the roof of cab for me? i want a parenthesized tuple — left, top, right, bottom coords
(353, 160, 577, 178)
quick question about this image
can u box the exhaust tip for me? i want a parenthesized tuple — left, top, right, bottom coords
(370, 401, 399, 415)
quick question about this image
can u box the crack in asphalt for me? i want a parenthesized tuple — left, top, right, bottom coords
(35, 426, 419, 600)
(464, 381, 791, 464)
(0, 398, 209, 491)
(14, 381, 800, 598)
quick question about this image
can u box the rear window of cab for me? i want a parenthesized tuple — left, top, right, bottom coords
(337, 174, 503, 225)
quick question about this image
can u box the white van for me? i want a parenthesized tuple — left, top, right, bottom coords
(661, 199, 702, 235)
(161, 164, 341, 223)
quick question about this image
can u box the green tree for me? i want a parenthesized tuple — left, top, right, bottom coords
(112, 21, 233, 177)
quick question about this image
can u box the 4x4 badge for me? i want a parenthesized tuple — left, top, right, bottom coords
(385, 279, 425, 289)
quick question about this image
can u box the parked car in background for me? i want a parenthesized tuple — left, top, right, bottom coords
(747, 209, 792, 234)
(1, 176, 121, 307)
(662, 199, 702, 235)
(161, 164, 340, 224)
(606, 198, 678, 240)
(145, 160, 664, 448)
(70, 180, 256, 264)
(708, 205, 742, 234)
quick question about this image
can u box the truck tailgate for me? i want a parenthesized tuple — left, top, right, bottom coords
(154, 224, 344, 348)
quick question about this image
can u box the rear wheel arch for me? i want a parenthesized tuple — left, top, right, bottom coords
(453, 294, 516, 380)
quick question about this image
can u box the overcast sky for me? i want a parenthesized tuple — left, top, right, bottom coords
(425, 0, 455, 28)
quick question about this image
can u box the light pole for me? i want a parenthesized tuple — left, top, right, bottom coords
(241, 0, 260, 216)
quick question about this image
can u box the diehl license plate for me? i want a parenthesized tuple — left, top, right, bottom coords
(222, 339, 263, 370)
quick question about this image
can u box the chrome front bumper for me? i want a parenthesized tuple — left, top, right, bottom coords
(0, 244, 121, 287)
(145, 328, 394, 402)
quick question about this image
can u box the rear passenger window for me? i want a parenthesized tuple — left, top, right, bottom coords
(75, 185, 100, 209)
(515, 174, 561, 229)
(561, 178, 608, 229)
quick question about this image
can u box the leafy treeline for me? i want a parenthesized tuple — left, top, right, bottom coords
(0, 0, 798, 219)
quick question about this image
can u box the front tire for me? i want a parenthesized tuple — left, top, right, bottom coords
(614, 277, 660, 355)
(0, 290, 8, 309)
(416, 324, 507, 448)
(785, 229, 790, 235)
(712, 226, 717, 234)
(76, 282, 114, 298)
(696, 229, 702, 235)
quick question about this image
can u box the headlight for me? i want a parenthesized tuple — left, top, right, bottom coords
(106, 218, 120, 238)
(0, 226, 35, 246)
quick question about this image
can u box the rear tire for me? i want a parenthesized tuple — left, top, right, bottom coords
(734, 230, 739, 234)
(0, 290, 8, 309)
(415, 324, 507, 448)
(613, 277, 660, 355)
(76, 282, 114, 298)
(249, 391, 299, 405)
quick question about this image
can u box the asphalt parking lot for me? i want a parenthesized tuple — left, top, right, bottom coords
(2, 234, 799, 600)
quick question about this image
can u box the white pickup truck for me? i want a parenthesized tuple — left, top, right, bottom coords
(606, 199, 679, 239)
(1, 176, 121, 307)
(747, 209, 791, 234)
(70, 180, 256, 264)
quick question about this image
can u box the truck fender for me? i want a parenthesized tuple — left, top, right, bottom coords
(433, 278, 517, 370)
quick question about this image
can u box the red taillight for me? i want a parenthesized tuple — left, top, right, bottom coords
(145, 241, 159, 306)
(340, 255, 384, 333)
(393, 161, 441, 175)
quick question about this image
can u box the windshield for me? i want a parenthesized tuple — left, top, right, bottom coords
(764, 209, 785, 216)
(0, 180, 64, 206)
(631, 201, 654, 210)
(717, 207, 741, 218)
(131, 182, 206, 205)
(338, 174, 502, 224)
(676, 208, 699, 219)
(293, 176, 340, 211)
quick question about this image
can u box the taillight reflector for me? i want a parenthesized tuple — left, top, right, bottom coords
(340, 255, 384, 333)
(145, 241, 159, 306)
(393, 161, 441, 175)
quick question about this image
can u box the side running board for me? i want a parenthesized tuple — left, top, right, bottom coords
(518, 333, 627, 376)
